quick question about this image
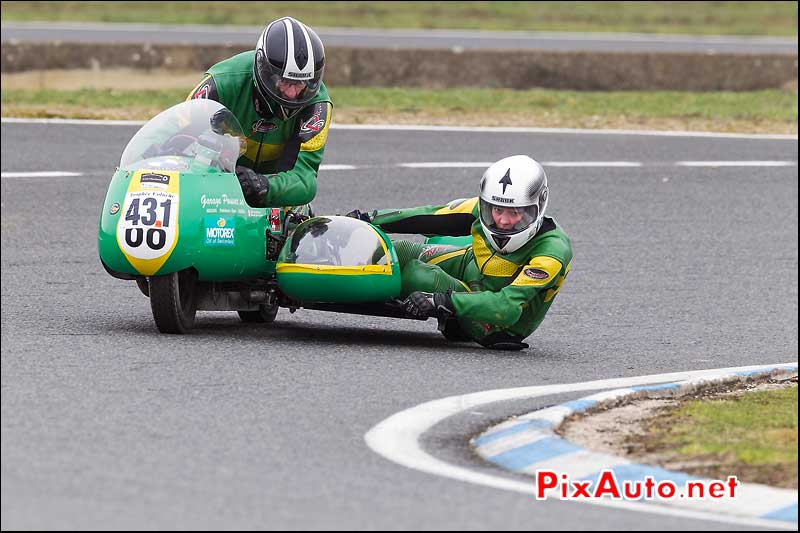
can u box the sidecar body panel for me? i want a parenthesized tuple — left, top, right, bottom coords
(276, 216, 402, 303)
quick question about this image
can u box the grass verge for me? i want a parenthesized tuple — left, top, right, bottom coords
(1, 1, 797, 36)
(2, 84, 797, 134)
(637, 383, 798, 488)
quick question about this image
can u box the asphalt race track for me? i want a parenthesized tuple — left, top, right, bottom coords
(2, 21, 797, 54)
(1, 120, 797, 529)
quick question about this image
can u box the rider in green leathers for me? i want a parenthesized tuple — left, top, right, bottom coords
(348, 155, 572, 350)
(187, 16, 332, 208)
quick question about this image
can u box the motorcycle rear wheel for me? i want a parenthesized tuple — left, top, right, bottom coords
(149, 269, 198, 334)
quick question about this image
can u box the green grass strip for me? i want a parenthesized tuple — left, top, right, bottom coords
(654, 386, 798, 465)
(1, 88, 188, 109)
(2, 87, 797, 126)
(1, 1, 797, 36)
(330, 87, 798, 123)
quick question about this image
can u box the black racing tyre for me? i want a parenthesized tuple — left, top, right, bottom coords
(238, 303, 279, 323)
(149, 270, 198, 334)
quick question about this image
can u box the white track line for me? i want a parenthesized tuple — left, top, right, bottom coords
(319, 164, 358, 170)
(4, 160, 797, 179)
(400, 162, 493, 168)
(402, 162, 644, 168)
(542, 161, 643, 167)
(676, 161, 797, 167)
(1, 171, 83, 179)
(1, 117, 145, 126)
(364, 362, 798, 530)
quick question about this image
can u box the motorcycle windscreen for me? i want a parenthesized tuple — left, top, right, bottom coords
(119, 99, 246, 174)
(276, 216, 401, 303)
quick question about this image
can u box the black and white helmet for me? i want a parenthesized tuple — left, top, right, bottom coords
(253, 17, 325, 120)
(479, 155, 549, 254)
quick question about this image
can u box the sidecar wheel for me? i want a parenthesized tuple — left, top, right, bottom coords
(149, 270, 198, 334)
(238, 303, 279, 323)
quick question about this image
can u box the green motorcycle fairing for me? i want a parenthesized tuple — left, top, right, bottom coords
(98, 164, 274, 280)
(98, 99, 273, 281)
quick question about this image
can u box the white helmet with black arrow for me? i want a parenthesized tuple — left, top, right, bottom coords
(478, 155, 549, 254)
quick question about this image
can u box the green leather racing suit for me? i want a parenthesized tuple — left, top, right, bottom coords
(372, 197, 573, 347)
(187, 51, 333, 207)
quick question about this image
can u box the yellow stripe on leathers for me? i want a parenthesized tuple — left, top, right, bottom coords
(544, 260, 571, 302)
(427, 249, 467, 266)
(511, 256, 564, 287)
(300, 102, 333, 152)
(243, 139, 285, 162)
(471, 227, 522, 277)
(434, 197, 479, 215)
(426, 249, 472, 291)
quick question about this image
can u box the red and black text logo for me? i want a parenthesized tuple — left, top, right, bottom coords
(524, 268, 549, 280)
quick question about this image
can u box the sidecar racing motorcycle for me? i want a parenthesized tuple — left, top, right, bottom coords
(98, 99, 461, 334)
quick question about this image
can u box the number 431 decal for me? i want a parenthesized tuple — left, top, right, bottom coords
(117, 192, 179, 261)
(124, 197, 173, 249)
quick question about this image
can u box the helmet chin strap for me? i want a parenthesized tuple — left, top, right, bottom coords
(252, 73, 307, 120)
(253, 89, 300, 121)
(277, 105, 301, 120)
(491, 235, 511, 250)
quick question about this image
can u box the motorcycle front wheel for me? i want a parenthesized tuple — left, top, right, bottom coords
(149, 269, 198, 334)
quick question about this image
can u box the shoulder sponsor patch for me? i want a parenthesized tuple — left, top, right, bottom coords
(511, 255, 563, 287)
(300, 111, 326, 135)
(524, 268, 549, 280)
(193, 83, 211, 99)
(299, 102, 332, 151)
(187, 75, 217, 101)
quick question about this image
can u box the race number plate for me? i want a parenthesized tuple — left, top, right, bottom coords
(116, 170, 180, 275)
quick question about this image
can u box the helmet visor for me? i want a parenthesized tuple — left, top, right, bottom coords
(255, 71, 321, 110)
(479, 199, 539, 235)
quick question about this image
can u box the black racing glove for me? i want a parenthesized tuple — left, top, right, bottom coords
(236, 166, 271, 207)
(344, 209, 375, 223)
(403, 290, 456, 320)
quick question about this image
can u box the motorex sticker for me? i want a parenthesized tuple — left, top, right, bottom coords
(204, 216, 236, 246)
